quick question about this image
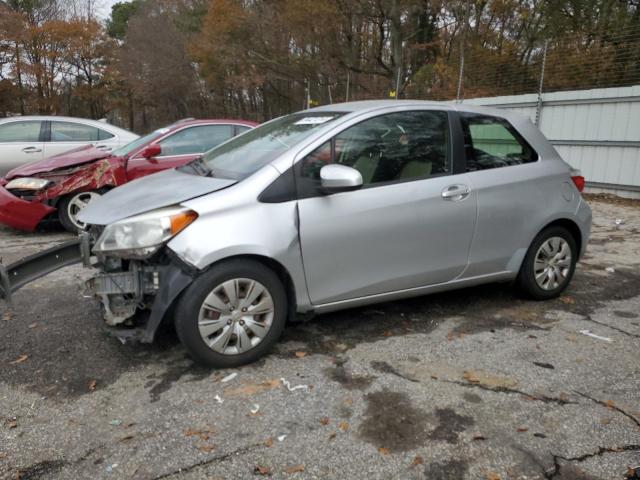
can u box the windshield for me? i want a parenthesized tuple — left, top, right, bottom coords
(201, 112, 345, 180)
(111, 128, 169, 157)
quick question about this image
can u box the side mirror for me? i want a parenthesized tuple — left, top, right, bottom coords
(320, 164, 363, 193)
(141, 144, 161, 159)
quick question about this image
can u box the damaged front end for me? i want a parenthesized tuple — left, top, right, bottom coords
(87, 240, 194, 342)
(0, 229, 194, 344)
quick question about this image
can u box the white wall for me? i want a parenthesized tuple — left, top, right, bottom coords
(460, 85, 640, 198)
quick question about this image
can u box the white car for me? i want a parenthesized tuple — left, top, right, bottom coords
(0, 116, 139, 175)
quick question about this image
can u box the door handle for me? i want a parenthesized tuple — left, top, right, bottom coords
(442, 184, 470, 201)
(22, 146, 42, 153)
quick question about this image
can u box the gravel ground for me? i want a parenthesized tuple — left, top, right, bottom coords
(0, 195, 639, 480)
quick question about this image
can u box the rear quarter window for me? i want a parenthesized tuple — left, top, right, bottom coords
(461, 114, 538, 171)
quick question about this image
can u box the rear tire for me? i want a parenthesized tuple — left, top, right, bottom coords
(175, 259, 288, 368)
(58, 190, 101, 233)
(516, 226, 577, 300)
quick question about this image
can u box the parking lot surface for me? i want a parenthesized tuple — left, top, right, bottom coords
(1, 195, 639, 480)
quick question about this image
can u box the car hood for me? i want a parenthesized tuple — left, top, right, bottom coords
(4, 145, 113, 180)
(78, 168, 237, 225)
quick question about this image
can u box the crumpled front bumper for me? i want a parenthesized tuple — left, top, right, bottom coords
(0, 232, 194, 343)
(88, 258, 193, 343)
(0, 185, 55, 231)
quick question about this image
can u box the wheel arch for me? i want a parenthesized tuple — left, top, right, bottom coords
(537, 218, 583, 259)
(200, 254, 299, 322)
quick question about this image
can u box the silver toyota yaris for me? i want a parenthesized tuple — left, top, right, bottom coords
(1, 101, 592, 367)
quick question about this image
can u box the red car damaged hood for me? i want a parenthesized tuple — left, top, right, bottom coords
(4, 145, 114, 180)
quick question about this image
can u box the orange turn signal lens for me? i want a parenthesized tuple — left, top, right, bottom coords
(169, 210, 198, 235)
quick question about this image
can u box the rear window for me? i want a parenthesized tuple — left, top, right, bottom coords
(461, 114, 538, 171)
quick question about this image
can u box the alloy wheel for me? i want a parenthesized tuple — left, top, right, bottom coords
(533, 236, 572, 291)
(197, 278, 275, 355)
(67, 191, 101, 230)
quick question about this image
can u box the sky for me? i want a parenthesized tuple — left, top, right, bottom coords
(97, 0, 130, 19)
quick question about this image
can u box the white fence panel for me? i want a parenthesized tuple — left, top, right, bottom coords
(460, 85, 640, 198)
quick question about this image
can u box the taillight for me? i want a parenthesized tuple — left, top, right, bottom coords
(571, 175, 585, 192)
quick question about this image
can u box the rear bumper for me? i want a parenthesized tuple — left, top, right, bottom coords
(0, 185, 55, 231)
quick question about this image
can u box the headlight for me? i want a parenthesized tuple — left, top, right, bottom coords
(5, 177, 51, 190)
(93, 206, 198, 257)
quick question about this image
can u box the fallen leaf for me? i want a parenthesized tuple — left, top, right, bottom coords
(2, 312, 11, 321)
(472, 434, 487, 441)
(378, 447, 390, 455)
(411, 456, 424, 466)
(224, 379, 280, 397)
(284, 464, 305, 474)
(382, 330, 393, 337)
(485, 472, 501, 480)
(7, 420, 17, 429)
(9, 354, 28, 365)
(338, 421, 349, 432)
(463, 371, 480, 383)
(319, 417, 330, 426)
(559, 296, 575, 304)
(88, 380, 97, 391)
(516, 427, 528, 432)
(446, 330, 455, 341)
(264, 437, 274, 447)
(198, 444, 216, 453)
(119, 435, 134, 443)
(605, 400, 616, 409)
(294, 351, 307, 358)
(184, 428, 215, 441)
(28, 323, 38, 329)
(328, 432, 337, 440)
(254, 465, 271, 476)
(430, 375, 439, 380)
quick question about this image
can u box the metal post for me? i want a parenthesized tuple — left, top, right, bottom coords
(535, 40, 549, 127)
(395, 67, 401, 100)
(328, 83, 333, 104)
(345, 71, 350, 102)
(456, 46, 464, 102)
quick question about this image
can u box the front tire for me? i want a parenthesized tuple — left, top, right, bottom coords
(516, 226, 577, 300)
(175, 259, 288, 368)
(58, 190, 102, 233)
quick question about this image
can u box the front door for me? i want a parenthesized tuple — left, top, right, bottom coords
(0, 120, 45, 175)
(296, 110, 477, 305)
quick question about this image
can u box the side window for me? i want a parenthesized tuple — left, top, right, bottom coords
(50, 121, 107, 142)
(0, 121, 42, 142)
(298, 110, 450, 187)
(461, 114, 538, 171)
(235, 125, 252, 135)
(159, 125, 234, 156)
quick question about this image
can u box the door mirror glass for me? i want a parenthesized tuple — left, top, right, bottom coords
(141, 144, 161, 158)
(320, 164, 363, 192)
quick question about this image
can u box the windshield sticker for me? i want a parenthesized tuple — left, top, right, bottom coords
(294, 116, 335, 125)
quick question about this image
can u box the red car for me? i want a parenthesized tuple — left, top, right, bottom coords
(0, 119, 257, 232)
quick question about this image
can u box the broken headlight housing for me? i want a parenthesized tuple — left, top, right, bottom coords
(5, 177, 51, 190)
(93, 206, 197, 258)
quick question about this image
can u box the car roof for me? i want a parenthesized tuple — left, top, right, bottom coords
(0, 115, 137, 135)
(167, 119, 258, 129)
(309, 99, 530, 125)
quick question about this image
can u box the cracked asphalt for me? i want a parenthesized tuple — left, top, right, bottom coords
(1, 194, 639, 480)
